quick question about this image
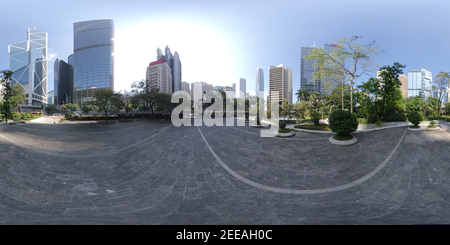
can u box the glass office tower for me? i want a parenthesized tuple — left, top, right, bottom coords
(8, 28, 48, 109)
(408, 69, 432, 100)
(54, 58, 74, 105)
(71, 19, 114, 106)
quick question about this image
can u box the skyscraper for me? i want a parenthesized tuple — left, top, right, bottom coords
(256, 67, 264, 97)
(408, 69, 432, 100)
(8, 28, 48, 111)
(54, 58, 74, 105)
(156, 46, 182, 94)
(71, 19, 114, 106)
(398, 74, 408, 98)
(301, 44, 344, 95)
(269, 64, 292, 104)
(146, 59, 172, 94)
(238, 78, 246, 98)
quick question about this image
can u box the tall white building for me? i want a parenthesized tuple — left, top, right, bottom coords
(190, 82, 214, 102)
(146, 59, 172, 95)
(256, 67, 264, 97)
(8, 28, 48, 111)
(269, 64, 292, 104)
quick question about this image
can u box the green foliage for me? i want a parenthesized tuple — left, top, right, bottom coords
(310, 111, 321, 126)
(294, 124, 332, 131)
(11, 85, 26, 110)
(278, 128, 291, 133)
(357, 118, 370, 124)
(333, 135, 353, 140)
(382, 108, 407, 122)
(329, 109, 358, 136)
(375, 119, 381, 128)
(429, 121, 436, 127)
(46, 104, 56, 115)
(279, 120, 287, 129)
(65, 113, 73, 119)
(82, 90, 117, 122)
(407, 111, 423, 126)
(1, 70, 14, 123)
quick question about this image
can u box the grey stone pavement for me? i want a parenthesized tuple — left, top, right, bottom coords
(1, 117, 450, 224)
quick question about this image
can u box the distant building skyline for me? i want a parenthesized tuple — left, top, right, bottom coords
(156, 46, 182, 93)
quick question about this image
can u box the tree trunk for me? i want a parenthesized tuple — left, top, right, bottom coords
(341, 82, 344, 110)
(350, 77, 354, 114)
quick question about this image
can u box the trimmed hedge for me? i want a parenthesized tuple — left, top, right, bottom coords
(407, 111, 423, 127)
(329, 110, 358, 137)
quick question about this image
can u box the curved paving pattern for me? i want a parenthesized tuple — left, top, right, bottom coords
(1, 119, 450, 224)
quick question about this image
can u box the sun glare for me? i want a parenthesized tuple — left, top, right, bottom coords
(114, 21, 234, 93)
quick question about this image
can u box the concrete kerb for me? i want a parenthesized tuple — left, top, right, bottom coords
(287, 123, 415, 135)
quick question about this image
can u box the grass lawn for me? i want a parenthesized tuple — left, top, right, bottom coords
(294, 124, 332, 131)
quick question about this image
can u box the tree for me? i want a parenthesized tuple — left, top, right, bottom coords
(0, 70, 14, 123)
(306, 36, 383, 114)
(432, 72, 450, 120)
(295, 88, 310, 102)
(83, 90, 117, 122)
(45, 104, 56, 115)
(111, 92, 134, 121)
(130, 79, 147, 95)
(293, 100, 311, 125)
(280, 99, 294, 121)
(11, 85, 26, 112)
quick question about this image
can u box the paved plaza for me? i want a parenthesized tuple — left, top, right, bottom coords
(1, 118, 450, 224)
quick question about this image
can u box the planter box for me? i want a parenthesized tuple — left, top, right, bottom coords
(329, 136, 358, 146)
(426, 127, 439, 131)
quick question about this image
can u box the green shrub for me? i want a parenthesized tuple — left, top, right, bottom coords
(375, 119, 381, 128)
(310, 111, 320, 126)
(383, 109, 407, 122)
(278, 128, 291, 133)
(407, 111, 423, 126)
(329, 110, 358, 137)
(429, 121, 436, 127)
(279, 120, 287, 129)
(357, 118, 370, 124)
(65, 113, 73, 119)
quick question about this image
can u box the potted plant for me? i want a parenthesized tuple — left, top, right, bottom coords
(427, 120, 439, 131)
(407, 111, 423, 131)
(328, 109, 358, 145)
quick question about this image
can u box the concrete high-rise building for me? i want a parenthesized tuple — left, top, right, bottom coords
(269, 64, 292, 104)
(408, 69, 432, 100)
(398, 74, 408, 98)
(8, 28, 48, 111)
(54, 58, 74, 105)
(146, 59, 172, 95)
(256, 67, 264, 97)
(238, 78, 246, 98)
(71, 19, 114, 107)
(181, 81, 190, 95)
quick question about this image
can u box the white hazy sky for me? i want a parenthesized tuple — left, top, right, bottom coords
(1, 0, 450, 98)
